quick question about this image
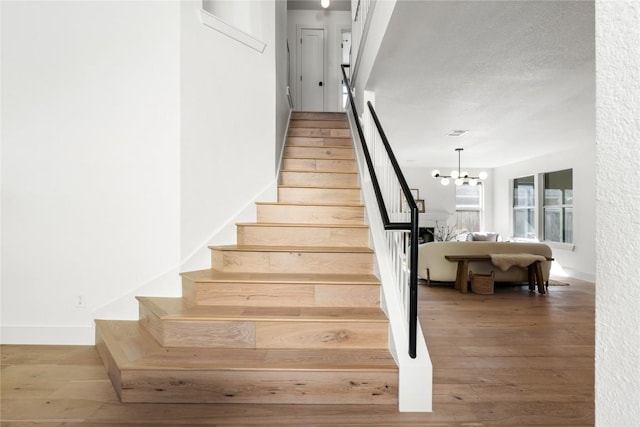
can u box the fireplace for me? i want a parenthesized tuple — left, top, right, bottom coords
(418, 227, 434, 244)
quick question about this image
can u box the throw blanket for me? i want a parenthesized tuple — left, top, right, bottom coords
(490, 253, 546, 271)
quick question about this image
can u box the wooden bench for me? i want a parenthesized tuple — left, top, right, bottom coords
(444, 254, 554, 294)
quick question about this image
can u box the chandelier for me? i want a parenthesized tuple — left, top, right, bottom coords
(431, 148, 488, 186)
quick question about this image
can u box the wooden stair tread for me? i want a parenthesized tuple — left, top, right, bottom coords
(278, 184, 360, 190)
(283, 145, 354, 150)
(137, 297, 388, 322)
(289, 123, 350, 130)
(281, 158, 357, 173)
(181, 269, 379, 285)
(291, 112, 347, 120)
(256, 201, 363, 208)
(208, 244, 373, 253)
(96, 320, 395, 372)
(256, 200, 364, 208)
(283, 144, 354, 150)
(235, 222, 368, 229)
(281, 170, 357, 175)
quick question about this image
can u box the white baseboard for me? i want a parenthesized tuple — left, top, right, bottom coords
(551, 265, 595, 283)
(1, 325, 95, 345)
(566, 270, 596, 283)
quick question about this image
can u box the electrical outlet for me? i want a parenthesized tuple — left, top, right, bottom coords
(76, 295, 86, 309)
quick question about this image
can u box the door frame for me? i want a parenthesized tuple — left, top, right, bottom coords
(296, 24, 327, 111)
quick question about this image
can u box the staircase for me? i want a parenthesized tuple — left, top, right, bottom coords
(95, 111, 399, 405)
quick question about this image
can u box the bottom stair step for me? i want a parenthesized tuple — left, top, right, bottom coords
(95, 320, 398, 404)
(137, 296, 389, 349)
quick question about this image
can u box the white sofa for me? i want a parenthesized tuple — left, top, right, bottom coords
(417, 241, 553, 285)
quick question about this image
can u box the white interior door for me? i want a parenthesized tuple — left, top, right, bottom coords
(340, 30, 352, 111)
(341, 31, 352, 65)
(300, 28, 324, 112)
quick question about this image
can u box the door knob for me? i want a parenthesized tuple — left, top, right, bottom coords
(319, 82, 323, 86)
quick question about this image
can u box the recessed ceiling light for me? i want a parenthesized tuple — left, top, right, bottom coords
(448, 130, 469, 137)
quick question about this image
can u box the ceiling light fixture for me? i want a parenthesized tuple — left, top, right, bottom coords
(321, 0, 330, 8)
(447, 130, 468, 137)
(431, 148, 488, 186)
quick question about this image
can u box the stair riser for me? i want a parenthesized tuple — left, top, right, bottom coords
(119, 370, 397, 404)
(237, 223, 369, 247)
(210, 250, 374, 274)
(255, 322, 388, 349)
(288, 128, 351, 138)
(257, 204, 365, 225)
(287, 137, 352, 147)
(281, 171, 358, 187)
(289, 120, 349, 129)
(291, 112, 347, 121)
(95, 332, 123, 401)
(140, 305, 387, 349)
(284, 146, 354, 160)
(140, 305, 255, 349)
(278, 187, 361, 204)
(183, 278, 380, 308)
(282, 158, 356, 173)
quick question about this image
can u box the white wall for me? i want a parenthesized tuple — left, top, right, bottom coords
(595, 1, 640, 425)
(1, 1, 181, 343)
(1, 0, 285, 344)
(349, 0, 396, 113)
(202, 0, 262, 39)
(180, 0, 278, 272)
(287, 9, 351, 112)
(491, 146, 596, 280)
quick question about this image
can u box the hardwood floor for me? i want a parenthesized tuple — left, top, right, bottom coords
(0, 276, 594, 426)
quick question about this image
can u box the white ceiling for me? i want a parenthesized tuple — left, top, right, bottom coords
(366, 0, 595, 169)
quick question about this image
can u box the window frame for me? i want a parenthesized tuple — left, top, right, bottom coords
(455, 182, 484, 233)
(512, 175, 537, 240)
(542, 169, 573, 244)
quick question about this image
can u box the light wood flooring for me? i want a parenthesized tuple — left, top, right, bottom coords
(1, 276, 594, 426)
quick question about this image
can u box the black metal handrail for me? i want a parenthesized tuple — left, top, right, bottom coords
(341, 64, 419, 359)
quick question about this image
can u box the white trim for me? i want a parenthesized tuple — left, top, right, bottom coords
(559, 268, 595, 283)
(180, 179, 278, 273)
(199, 9, 266, 53)
(277, 108, 293, 177)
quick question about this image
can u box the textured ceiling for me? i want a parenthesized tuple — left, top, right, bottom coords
(367, 0, 595, 168)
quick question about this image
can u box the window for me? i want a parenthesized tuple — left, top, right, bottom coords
(513, 175, 535, 239)
(543, 169, 573, 243)
(456, 184, 483, 232)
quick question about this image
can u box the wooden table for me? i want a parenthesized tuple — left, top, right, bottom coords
(444, 254, 553, 294)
